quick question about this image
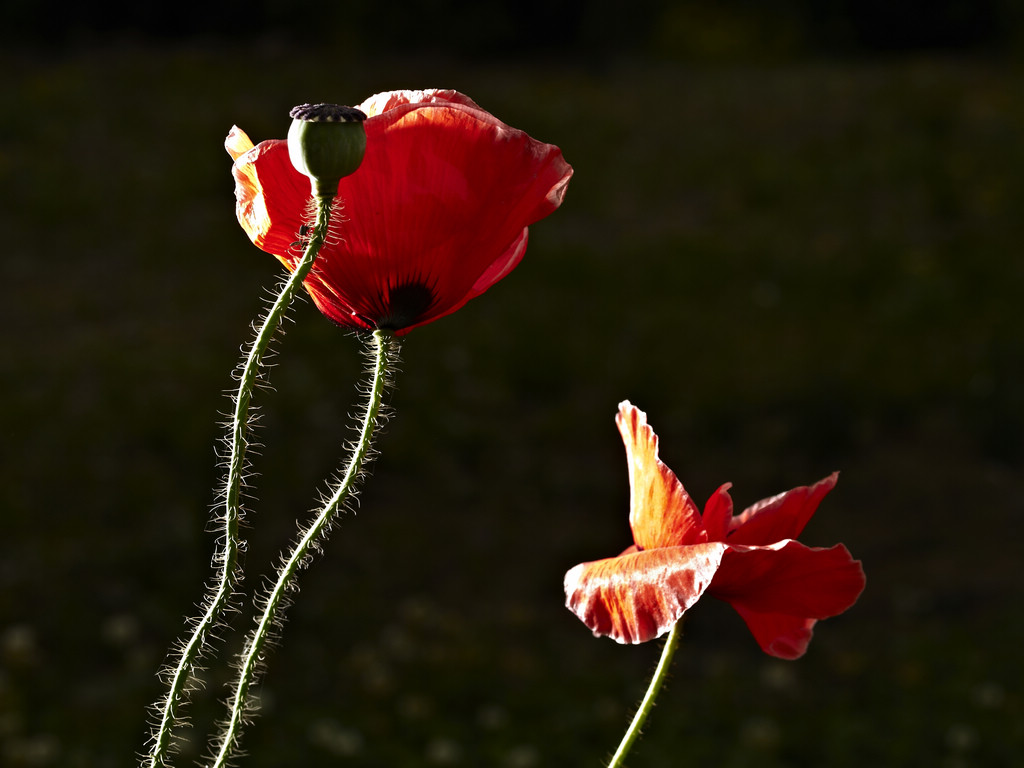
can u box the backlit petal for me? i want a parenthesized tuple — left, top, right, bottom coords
(225, 126, 255, 160)
(564, 542, 726, 645)
(727, 473, 839, 545)
(227, 135, 310, 270)
(616, 402, 707, 550)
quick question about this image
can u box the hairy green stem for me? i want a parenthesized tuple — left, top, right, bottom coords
(607, 622, 683, 768)
(209, 328, 397, 768)
(144, 193, 335, 768)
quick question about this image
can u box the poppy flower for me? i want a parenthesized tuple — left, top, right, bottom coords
(226, 89, 573, 335)
(564, 402, 866, 659)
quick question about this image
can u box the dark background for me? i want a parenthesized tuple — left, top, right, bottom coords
(2, 2, 1022, 766)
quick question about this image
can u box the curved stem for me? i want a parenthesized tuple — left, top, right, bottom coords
(209, 328, 398, 768)
(606, 621, 683, 768)
(145, 193, 335, 768)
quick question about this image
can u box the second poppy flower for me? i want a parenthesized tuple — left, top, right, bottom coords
(564, 401, 866, 659)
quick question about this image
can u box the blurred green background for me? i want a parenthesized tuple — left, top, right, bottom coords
(2, 2, 1023, 766)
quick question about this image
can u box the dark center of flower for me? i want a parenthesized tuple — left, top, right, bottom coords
(289, 103, 367, 123)
(376, 282, 435, 331)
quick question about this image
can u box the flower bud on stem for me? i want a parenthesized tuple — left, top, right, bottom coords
(287, 103, 367, 198)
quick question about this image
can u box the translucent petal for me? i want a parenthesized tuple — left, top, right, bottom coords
(616, 402, 707, 550)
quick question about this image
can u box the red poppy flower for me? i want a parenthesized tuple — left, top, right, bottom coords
(225, 89, 573, 335)
(564, 401, 866, 659)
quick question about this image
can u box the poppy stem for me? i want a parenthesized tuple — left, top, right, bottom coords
(144, 192, 336, 768)
(208, 327, 398, 768)
(606, 621, 683, 768)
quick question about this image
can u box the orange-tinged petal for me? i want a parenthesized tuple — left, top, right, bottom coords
(564, 542, 727, 645)
(727, 472, 839, 545)
(616, 402, 707, 550)
(225, 126, 255, 160)
(227, 133, 311, 268)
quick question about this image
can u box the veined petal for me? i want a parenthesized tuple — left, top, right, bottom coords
(710, 540, 866, 624)
(616, 402, 707, 550)
(727, 473, 839, 545)
(564, 542, 726, 645)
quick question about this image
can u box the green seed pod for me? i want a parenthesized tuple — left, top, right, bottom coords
(287, 103, 367, 198)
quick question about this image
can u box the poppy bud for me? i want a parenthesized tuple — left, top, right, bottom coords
(287, 103, 367, 198)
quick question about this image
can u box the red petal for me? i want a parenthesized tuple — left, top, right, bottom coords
(709, 540, 865, 656)
(727, 473, 839, 545)
(701, 483, 734, 542)
(729, 606, 818, 660)
(467, 228, 529, 299)
(616, 402, 707, 550)
(564, 543, 726, 645)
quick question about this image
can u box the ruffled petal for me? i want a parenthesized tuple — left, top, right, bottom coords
(727, 473, 839, 545)
(564, 542, 726, 645)
(616, 402, 707, 550)
(709, 540, 865, 657)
